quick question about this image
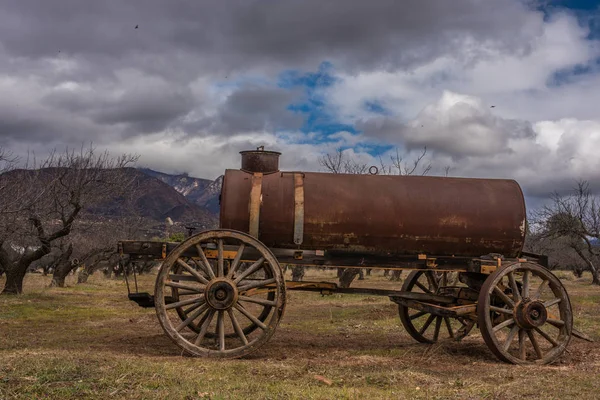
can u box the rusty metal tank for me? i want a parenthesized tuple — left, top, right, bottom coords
(219, 153, 526, 258)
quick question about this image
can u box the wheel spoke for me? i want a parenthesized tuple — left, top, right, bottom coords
(527, 330, 543, 359)
(534, 327, 558, 347)
(493, 285, 515, 307)
(176, 259, 209, 285)
(217, 240, 224, 277)
(176, 303, 209, 332)
(503, 324, 519, 352)
(426, 272, 439, 292)
(228, 309, 249, 345)
(414, 281, 432, 294)
(165, 296, 204, 310)
(234, 304, 267, 330)
(227, 243, 246, 279)
(522, 270, 530, 298)
(238, 295, 277, 307)
(194, 309, 215, 345)
(409, 310, 428, 320)
(419, 314, 436, 335)
(217, 310, 225, 351)
(544, 298, 561, 308)
(507, 272, 522, 302)
(518, 329, 527, 360)
(433, 317, 442, 341)
(444, 317, 454, 338)
(234, 257, 265, 283)
(165, 281, 205, 293)
(532, 279, 549, 300)
(490, 306, 513, 315)
(238, 278, 276, 292)
(183, 300, 204, 315)
(492, 318, 515, 333)
(547, 318, 565, 328)
(195, 244, 216, 280)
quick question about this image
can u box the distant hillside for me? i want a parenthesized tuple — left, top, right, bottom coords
(93, 168, 217, 226)
(138, 168, 222, 215)
(0, 167, 218, 228)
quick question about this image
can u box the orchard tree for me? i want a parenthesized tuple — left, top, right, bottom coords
(537, 181, 600, 285)
(0, 146, 138, 294)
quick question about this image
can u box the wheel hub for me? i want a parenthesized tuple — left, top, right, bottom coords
(205, 278, 238, 310)
(514, 299, 547, 329)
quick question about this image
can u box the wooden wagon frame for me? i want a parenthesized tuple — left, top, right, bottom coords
(118, 229, 587, 365)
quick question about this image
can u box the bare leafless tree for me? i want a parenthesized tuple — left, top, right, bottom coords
(0, 146, 138, 294)
(319, 146, 433, 176)
(318, 148, 369, 174)
(379, 147, 432, 176)
(72, 214, 153, 285)
(536, 180, 600, 285)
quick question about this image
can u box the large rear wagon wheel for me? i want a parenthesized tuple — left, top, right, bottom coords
(478, 262, 572, 365)
(155, 229, 286, 358)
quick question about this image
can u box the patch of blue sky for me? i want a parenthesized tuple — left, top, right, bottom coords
(364, 100, 391, 116)
(278, 62, 395, 157)
(539, 0, 600, 38)
(355, 143, 395, 157)
(535, 1, 600, 85)
(547, 57, 600, 86)
(278, 61, 337, 90)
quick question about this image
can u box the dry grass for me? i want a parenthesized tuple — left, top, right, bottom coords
(0, 269, 599, 399)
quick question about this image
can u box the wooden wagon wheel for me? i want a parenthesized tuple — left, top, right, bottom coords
(155, 229, 286, 358)
(170, 258, 276, 338)
(478, 262, 572, 364)
(398, 270, 472, 343)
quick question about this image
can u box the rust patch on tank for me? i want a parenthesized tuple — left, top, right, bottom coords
(439, 215, 468, 229)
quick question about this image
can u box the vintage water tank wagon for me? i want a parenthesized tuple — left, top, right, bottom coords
(119, 148, 578, 365)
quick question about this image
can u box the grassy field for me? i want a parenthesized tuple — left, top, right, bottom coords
(0, 269, 599, 399)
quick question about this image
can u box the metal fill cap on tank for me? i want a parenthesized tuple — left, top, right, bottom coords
(240, 146, 281, 174)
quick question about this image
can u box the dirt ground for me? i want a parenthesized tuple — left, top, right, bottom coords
(0, 269, 599, 399)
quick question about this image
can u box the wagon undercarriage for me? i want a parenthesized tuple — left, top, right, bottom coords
(118, 229, 583, 365)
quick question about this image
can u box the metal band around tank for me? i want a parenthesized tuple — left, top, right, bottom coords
(249, 172, 263, 238)
(293, 173, 304, 245)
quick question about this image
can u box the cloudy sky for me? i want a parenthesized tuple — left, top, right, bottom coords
(1, 0, 599, 209)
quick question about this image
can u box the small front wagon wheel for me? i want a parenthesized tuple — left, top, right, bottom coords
(155, 229, 286, 358)
(478, 262, 572, 365)
(398, 270, 471, 343)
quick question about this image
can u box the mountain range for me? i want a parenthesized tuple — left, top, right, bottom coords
(138, 168, 222, 215)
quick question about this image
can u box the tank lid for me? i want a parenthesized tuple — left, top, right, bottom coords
(240, 146, 281, 174)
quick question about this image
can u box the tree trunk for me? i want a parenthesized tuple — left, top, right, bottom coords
(77, 269, 89, 284)
(50, 244, 73, 288)
(50, 274, 67, 288)
(572, 246, 600, 285)
(339, 268, 360, 288)
(592, 267, 600, 286)
(1, 264, 26, 295)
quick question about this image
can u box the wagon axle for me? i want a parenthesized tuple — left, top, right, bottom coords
(514, 300, 548, 329)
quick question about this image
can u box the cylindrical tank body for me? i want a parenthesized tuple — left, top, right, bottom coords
(219, 170, 526, 258)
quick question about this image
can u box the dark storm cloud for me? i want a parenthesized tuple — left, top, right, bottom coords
(0, 0, 550, 155)
(0, 0, 541, 73)
(191, 85, 305, 135)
